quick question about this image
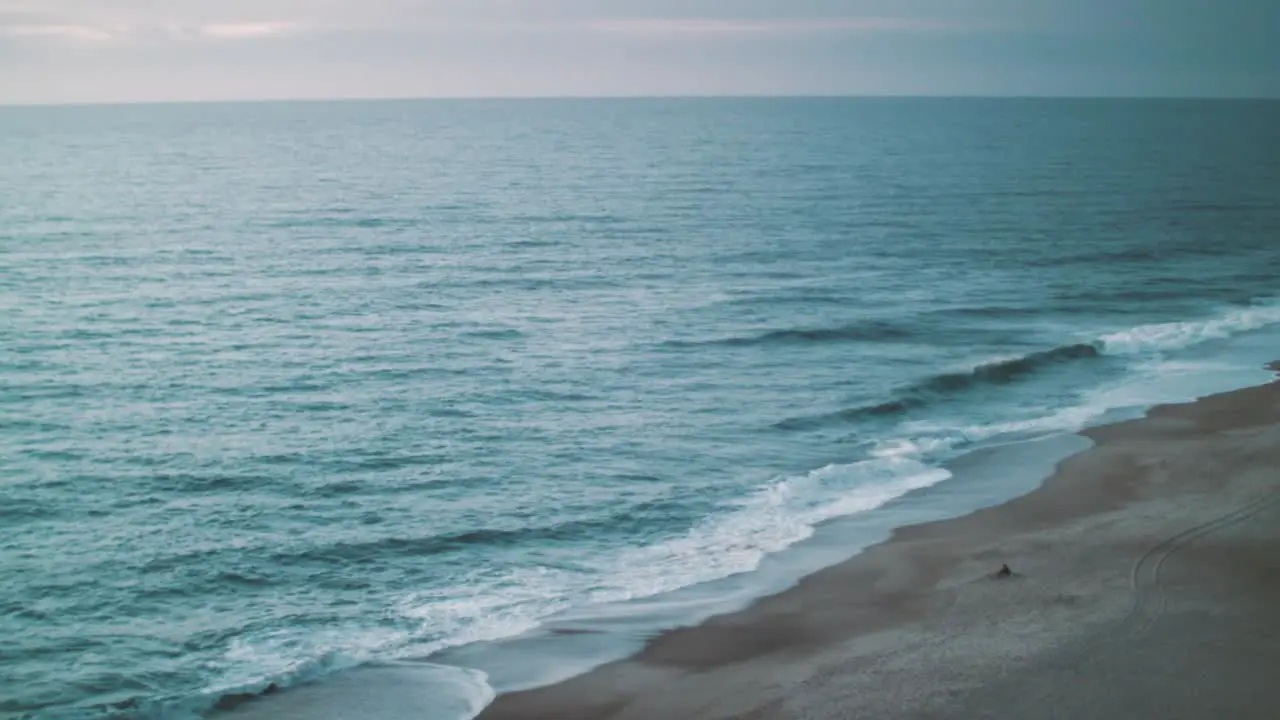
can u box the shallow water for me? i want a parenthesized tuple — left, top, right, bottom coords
(2, 97, 1279, 719)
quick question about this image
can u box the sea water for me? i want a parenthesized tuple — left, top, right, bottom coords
(2, 98, 1279, 719)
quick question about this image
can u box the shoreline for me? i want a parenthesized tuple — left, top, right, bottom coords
(476, 375, 1280, 719)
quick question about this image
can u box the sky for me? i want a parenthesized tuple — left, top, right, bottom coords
(2, 0, 1278, 104)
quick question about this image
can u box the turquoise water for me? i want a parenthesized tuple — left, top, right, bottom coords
(2, 98, 1280, 719)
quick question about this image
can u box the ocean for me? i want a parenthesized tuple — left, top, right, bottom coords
(2, 97, 1279, 719)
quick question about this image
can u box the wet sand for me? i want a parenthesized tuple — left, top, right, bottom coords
(478, 379, 1280, 720)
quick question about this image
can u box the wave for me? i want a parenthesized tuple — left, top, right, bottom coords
(262, 215, 423, 230)
(664, 320, 915, 349)
(777, 299, 1280, 431)
(587, 456, 951, 603)
(1097, 300, 1280, 354)
(275, 510, 677, 567)
(776, 343, 1105, 430)
(387, 454, 952, 658)
(192, 654, 493, 720)
(922, 343, 1101, 392)
(509, 212, 625, 224)
(463, 328, 524, 340)
(0, 499, 58, 522)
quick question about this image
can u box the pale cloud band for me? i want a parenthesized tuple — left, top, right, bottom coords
(0, 8, 300, 43)
(587, 16, 977, 36)
(0, 22, 299, 43)
(0, 23, 114, 41)
(0, 7, 969, 45)
(195, 21, 299, 39)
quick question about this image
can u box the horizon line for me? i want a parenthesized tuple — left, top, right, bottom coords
(3, 92, 1278, 110)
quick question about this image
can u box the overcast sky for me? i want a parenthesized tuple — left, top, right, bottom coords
(2, 0, 1278, 104)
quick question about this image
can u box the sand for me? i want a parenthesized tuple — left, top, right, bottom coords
(478, 379, 1280, 720)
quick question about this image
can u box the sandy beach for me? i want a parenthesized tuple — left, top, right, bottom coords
(477, 377, 1280, 720)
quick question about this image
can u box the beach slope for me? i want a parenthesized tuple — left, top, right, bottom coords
(479, 379, 1280, 720)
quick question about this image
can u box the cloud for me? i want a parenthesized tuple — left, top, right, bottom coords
(0, 23, 114, 41)
(0, 20, 300, 43)
(0, 4, 970, 43)
(586, 16, 977, 37)
(0, 7, 300, 44)
(197, 21, 298, 39)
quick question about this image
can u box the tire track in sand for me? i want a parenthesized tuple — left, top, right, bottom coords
(1123, 492, 1280, 639)
(998, 492, 1279, 720)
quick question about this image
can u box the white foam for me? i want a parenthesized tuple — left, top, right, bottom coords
(446, 666, 497, 720)
(890, 298, 1280, 458)
(394, 568, 573, 656)
(584, 457, 949, 604)
(382, 456, 952, 662)
(902, 402, 1108, 452)
(202, 626, 498, 720)
(208, 625, 404, 697)
(207, 662, 496, 720)
(586, 456, 947, 602)
(870, 435, 957, 459)
(902, 306, 1280, 461)
(1097, 299, 1280, 355)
